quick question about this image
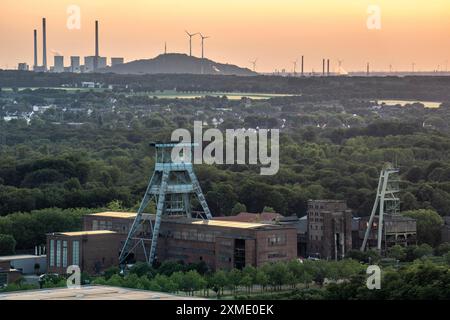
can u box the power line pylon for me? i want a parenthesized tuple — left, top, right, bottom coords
(119, 142, 212, 266)
(360, 163, 400, 252)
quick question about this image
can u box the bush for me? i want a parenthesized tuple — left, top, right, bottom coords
(435, 242, 450, 256)
(387, 245, 406, 261)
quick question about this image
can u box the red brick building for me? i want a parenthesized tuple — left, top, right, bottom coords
(45, 212, 297, 275)
(307, 200, 353, 260)
(46, 230, 123, 275)
(0, 260, 21, 286)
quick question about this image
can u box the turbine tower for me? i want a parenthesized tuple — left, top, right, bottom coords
(292, 59, 298, 75)
(360, 163, 400, 252)
(119, 142, 213, 266)
(200, 34, 210, 59)
(250, 59, 257, 72)
(185, 30, 199, 57)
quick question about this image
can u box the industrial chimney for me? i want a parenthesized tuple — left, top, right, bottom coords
(33, 29, 38, 69)
(94, 20, 99, 71)
(301, 55, 304, 77)
(42, 18, 47, 70)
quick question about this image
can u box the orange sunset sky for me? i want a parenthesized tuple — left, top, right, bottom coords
(0, 0, 449, 72)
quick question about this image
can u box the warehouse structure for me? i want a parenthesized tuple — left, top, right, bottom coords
(46, 211, 297, 275)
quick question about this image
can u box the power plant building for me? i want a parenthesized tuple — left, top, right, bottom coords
(70, 56, 81, 73)
(306, 200, 353, 260)
(353, 214, 417, 250)
(53, 56, 64, 73)
(18, 63, 29, 71)
(111, 57, 124, 67)
(46, 211, 297, 275)
(84, 56, 107, 72)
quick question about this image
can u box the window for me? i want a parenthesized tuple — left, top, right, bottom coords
(72, 241, 80, 266)
(188, 229, 197, 241)
(204, 233, 214, 242)
(62, 241, 68, 268)
(56, 240, 61, 267)
(49, 239, 55, 267)
(267, 234, 287, 246)
(92, 220, 98, 230)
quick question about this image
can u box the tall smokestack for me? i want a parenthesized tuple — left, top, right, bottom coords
(301, 55, 304, 76)
(42, 18, 47, 70)
(94, 20, 99, 71)
(327, 59, 330, 76)
(322, 59, 325, 76)
(33, 29, 38, 69)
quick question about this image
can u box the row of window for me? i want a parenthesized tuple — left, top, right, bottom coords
(172, 230, 215, 242)
(308, 204, 325, 210)
(267, 235, 287, 246)
(309, 211, 322, 217)
(310, 224, 324, 230)
(92, 220, 113, 231)
(49, 239, 79, 268)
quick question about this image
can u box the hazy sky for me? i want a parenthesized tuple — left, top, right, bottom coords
(1, 0, 449, 72)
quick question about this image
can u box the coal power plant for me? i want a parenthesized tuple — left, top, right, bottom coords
(29, 18, 123, 73)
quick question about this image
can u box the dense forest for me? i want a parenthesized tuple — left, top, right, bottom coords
(1, 73, 450, 251)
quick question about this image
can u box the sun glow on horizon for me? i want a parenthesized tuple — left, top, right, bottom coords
(1, 0, 449, 72)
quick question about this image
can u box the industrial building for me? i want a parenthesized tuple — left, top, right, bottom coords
(84, 56, 107, 73)
(0, 254, 46, 286)
(0, 285, 203, 300)
(53, 56, 64, 73)
(45, 211, 297, 275)
(111, 57, 124, 67)
(28, 18, 114, 73)
(0, 260, 21, 287)
(46, 230, 122, 275)
(18, 63, 29, 71)
(306, 200, 353, 260)
(70, 56, 81, 73)
(353, 214, 417, 250)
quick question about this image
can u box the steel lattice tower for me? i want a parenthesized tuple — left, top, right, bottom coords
(360, 163, 400, 252)
(119, 142, 212, 266)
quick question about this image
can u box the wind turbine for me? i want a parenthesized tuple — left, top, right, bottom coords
(200, 34, 210, 59)
(292, 59, 298, 75)
(250, 59, 257, 72)
(185, 30, 199, 57)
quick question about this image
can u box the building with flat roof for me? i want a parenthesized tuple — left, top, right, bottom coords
(0, 285, 203, 300)
(53, 56, 64, 73)
(111, 57, 124, 67)
(18, 63, 29, 71)
(46, 230, 123, 275)
(307, 200, 352, 260)
(70, 56, 81, 73)
(0, 260, 21, 287)
(75, 211, 297, 273)
(0, 254, 46, 275)
(354, 214, 417, 250)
